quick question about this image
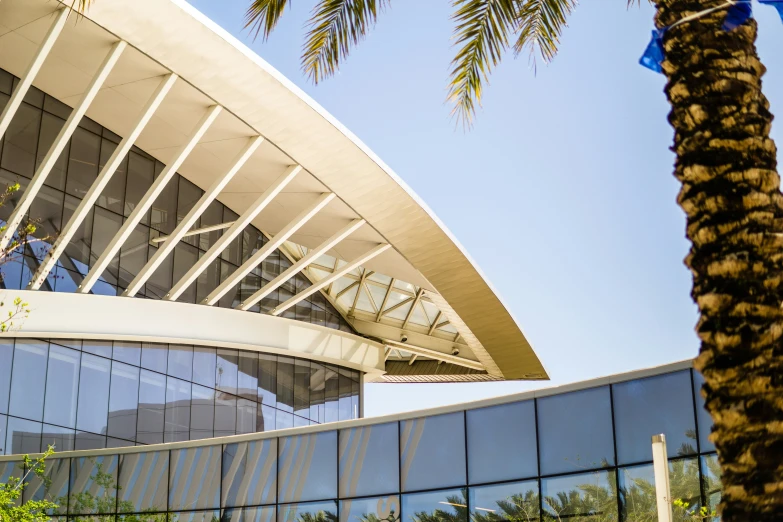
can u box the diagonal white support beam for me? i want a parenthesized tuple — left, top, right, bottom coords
(150, 221, 234, 243)
(78, 104, 222, 294)
(123, 135, 264, 297)
(272, 243, 391, 316)
(401, 288, 425, 330)
(29, 73, 179, 290)
(238, 218, 365, 311)
(383, 339, 484, 371)
(0, 8, 69, 141)
(164, 165, 302, 302)
(375, 277, 396, 321)
(0, 40, 127, 253)
(203, 192, 335, 306)
(428, 311, 443, 335)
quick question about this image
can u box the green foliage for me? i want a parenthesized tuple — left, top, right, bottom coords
(0, 446, 59, 522)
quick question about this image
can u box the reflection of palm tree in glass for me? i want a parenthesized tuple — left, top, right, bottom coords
(413, 490, 468, 522)
(622, 459, 701, 522)
(297, 510, 338, 522)
(543, 478, 618, 522)
(472, 490, 540, 522)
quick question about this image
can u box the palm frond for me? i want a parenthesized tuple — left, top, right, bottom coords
(447, 0, 518, 128)
(301, 0, 390, 84)
(245, 0, 292, 40)
(514, 0, 577, 65)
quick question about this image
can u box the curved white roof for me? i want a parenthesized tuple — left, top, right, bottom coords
(0, 0, 547, 380)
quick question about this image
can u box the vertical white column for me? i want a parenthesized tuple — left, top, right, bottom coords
(0, 40, 127, 253)
(0, 8, 69, 141)
(652, 434, 673, 522)
(29, 73, 178, 290)
(78, 105, 222, 294)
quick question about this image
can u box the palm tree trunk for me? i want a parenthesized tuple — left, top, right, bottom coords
(653, 0, 783, 520)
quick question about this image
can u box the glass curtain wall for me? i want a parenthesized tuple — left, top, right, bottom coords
(0, 67, 353, 334)
(0, 365, 723, 522)
(0, 338, 361, 454)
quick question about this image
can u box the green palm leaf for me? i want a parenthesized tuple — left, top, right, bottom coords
(245, 0, 292, 40)
(514, 0, 577, 65)
(302, 0, 390, 84)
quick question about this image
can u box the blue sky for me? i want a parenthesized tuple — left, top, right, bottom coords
(185, 0, 783, 417)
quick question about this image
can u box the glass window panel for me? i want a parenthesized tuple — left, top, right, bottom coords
(69, 454, 119, 515)
(467, 400, 537, 484)
(278, 501, 337, 522)
(108, 361, 139, 441)
(60, 194, 93, 272)
(113, 341, 141, 366)
(125, 151, 154, 224)
(215, 393, 237, 438)
(294, 415, 309, 428)
(170, 446, 221, 510)
(23, 457, 69, 513)
(172, 510, 221, 522)
(701, 454, 721, 520)
(400, 412, 466, 492)
(177, 177, 202, 246)
(236, 399, 257, 435)
(222, 506, 275, 522)
(258, 354, 277, 407)
(277, 410, 294, 430)
(26, 185, 63, 260)
(340, 496, 400, 522)
(9, 339, 48, 421)
(402, 489, 467, 522)
(119, 451, 169, 513)
(168, 344, 194, 381)
(351, 379, 359, 420)
(150, 174, 178, 235)
(324, 366, 339, 424)
(0, 459, 22, 494)
(537, 386, 615, 475)
(107, 436, 134, 448)
(44, 344, 80, 429)
(339, 422, 399, 498)
(41, 424, 75, 453)
(541, 470, 617, 522)
(193, 346, 217, 388)
(174, 243, 199, 303)
(146, 243, 173, 298)
(692, 370, 715, 453)
(190, 384, 215, 440)
(198, 200, 223, 251)
(294, 359, 310, 418)
(91, 207, 123, 283)
(338, 371, 352, 421)
(75, 431, 106, 451)
(141, 342, 168, 373)
(118, 224, 150, 291)
(216, 349, 239, 395)
(65, 127, 101, 198)
(310, 363, 325, 423)
(1, 103, 40, 177)
(196, 256, 221, 303)
(470, 480, 539, 522)
(277, 357, 294, 413)
(38, 112, 68, 190)
(238, 351, 258, 401)
(97, 138, 127, 214)
(137, 369, 166, 444)
(0, 340, 13, 414)
(5, 417, 41, 455)
(222, 439, 277, 508)
(620, 458, 701, 522)
(76, 353, 111, 434)
(241, 228, 264, 263)
(219, 261, 240, 309)
(82, 340, 113, 358)
(259, 404, 275, 433)
(278, 431, 337, 503)
(613, 370, 697, 464)
(165, 376, 192, 442)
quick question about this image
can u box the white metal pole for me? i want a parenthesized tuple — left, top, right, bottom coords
(652, 434, 673, 522)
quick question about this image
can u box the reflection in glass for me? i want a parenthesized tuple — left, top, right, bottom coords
(216, 349, 239, 395)
(113, 341, 142, 366)
(692, 371, 715, 453)
(467, 401, 537, 485)
(258, 354, 277, 407)
(400, 413, 466, 492)
(278, 501, 338, 522)
(613, 371, 697, 464)
(141, 343, 168, 373)
(0, 339, 12, 415)
(190, 384, 215, 440)
(76, 354, 111, 435)
(278, 431, 337, 503)
(222, 506, 275, 522)
(43, 344, 80, 429)
(9, 339, 48, 421)
(169, 344, 194, 381)
(165, 377, 192, 442)
(170, 446, 221, 510)
(108, 361, 140, 441)
(537, 387, 615, 475)
(23, 456, 68, 512)
(119, 451, 169, 512)
(69, 455, 119, 514)
(469, 481, 539, 522)
(402, 489, 467, 522)
(41, 424, 75, 452)
(541, 470, 617, 522)
(193, 347, 217, 388)
(340, 496, 400, 522)
(222, 439, 277, 508)
(339, 422, 399, 498)
(174, 510, 221, 522)
(137, 369, 166, 444)
(701, 455, 721, 522)
(620, 458, 700, 522)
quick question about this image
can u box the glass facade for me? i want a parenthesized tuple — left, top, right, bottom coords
(0, 338, 361, 454)
(0, 364, 721, 522)
(0, 66, 353, 334)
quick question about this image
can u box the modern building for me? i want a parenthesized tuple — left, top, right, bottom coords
(0, 0, 721, 520)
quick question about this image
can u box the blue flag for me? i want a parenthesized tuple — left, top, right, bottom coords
(639, 29, 665, 73)
(723, 2, 752, 30)
(759, 0, 783, 22)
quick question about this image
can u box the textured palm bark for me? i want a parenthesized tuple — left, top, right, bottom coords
(654, 0, 783, 519)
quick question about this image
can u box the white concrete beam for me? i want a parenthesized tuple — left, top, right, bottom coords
(203, 192, 335, 306)
(383, 338, 484, 371)
(165, 165, 302, 302)
(150, 221, 234, 244)
(0, 40, 127, 253)
(29, 73, 178, 290)
(238, 218, 365, 311)
(123, 135, 264, 297)
(272, 243, 391, 316)
(78, 104, 222, 293)
(401, 288, 424, 330)
(0, 8, 69, 141)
